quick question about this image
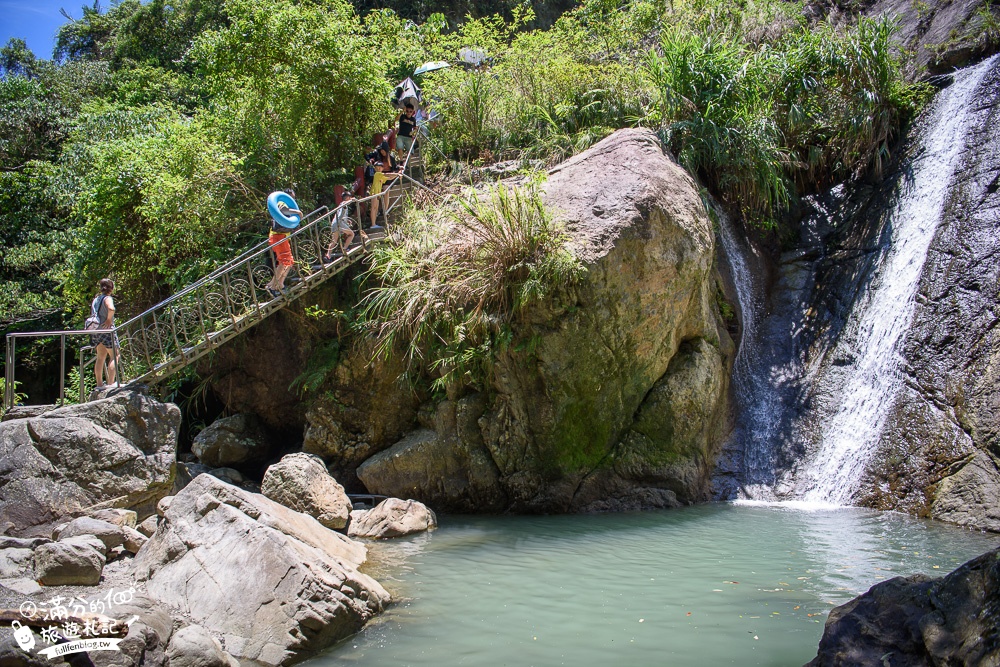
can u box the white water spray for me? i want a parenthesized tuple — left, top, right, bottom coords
(802, 56, 998, 504)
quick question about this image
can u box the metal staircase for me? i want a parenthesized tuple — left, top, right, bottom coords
(4, 147, 430, 411)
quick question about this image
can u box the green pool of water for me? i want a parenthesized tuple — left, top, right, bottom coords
(308, 503, 998, 666)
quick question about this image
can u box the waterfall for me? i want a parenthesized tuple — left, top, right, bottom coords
(715, 207, 782, 497)
(801, 55, 998, 503)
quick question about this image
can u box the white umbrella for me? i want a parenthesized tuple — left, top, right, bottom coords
(414, 61, 450, 76)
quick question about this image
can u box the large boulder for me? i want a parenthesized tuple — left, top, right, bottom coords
(301, 348, 421, 487)
(191, 413, 272, 469)
(33, 538, 106, 585)
(261, 453, 352, 530)
(55, 516, 126, 551)
(132, 473, 389, 666)
(0, 391, 178, 537)
(356, 395, 507, 512)
(358, 129, 734, 512)
(347, 498, 437, 539)
(807, 547, 1000, 666)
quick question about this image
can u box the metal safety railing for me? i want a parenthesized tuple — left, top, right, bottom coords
(4, 140, 431, 411)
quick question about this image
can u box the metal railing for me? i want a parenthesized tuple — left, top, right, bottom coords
(4, 141, 429, 411)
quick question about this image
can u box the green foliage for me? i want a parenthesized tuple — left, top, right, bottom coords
(362, 181, 584, 391)
(0, 163, 74, 324)
(1, 38, 39, 78)
(63, 364, 96, 405)
(191, 0, 392, 191)
(0, 378, 28, 415)
(290, 339, 342, 396)
(66, 105, 251, 307)
(648, 14, 922, 225)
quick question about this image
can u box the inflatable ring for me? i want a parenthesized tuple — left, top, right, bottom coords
(267, 191, 301, 229)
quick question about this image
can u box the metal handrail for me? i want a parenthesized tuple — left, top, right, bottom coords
(4, 132, 429, 411)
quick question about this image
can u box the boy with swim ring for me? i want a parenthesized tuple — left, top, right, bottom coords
(266, 189, 301, 298)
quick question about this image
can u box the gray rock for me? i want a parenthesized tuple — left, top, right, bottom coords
(0, 577, 41, 595)
(192, 413, 272, 468)
(89, 621, 167, 667)
(865, 0, 997, 77)
(174, 461, 212, 493)
(33, 539, 105, 585)
(261, 453, 352, 530)
(808, 546, 1000, 666)
(89, 508, 138, 529)
(0, 390, 178, 537)
(156, 496, 173, 517)
(0, 547, 33, 578)
(0, 404, 56, 422)
(0, 536, 49, 549)
(347, 498, 437, 539)
(137, 515, 159, 537)
(208, 467, 244, 485)
(132, 473, 390, 666)
(60, 533, 109, 557)
(56, 516, 126, 551)
(166, 625, 239, 667)
(122, 525, 148, 554)
(0, 636, 49, 665)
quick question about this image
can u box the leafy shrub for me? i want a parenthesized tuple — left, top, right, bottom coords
(362, 181, 584, 390)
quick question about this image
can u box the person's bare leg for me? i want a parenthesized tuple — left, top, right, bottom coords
(274, 264, 291, 289)
(95, 345, 108, 387)
(106, 349, 118, 386)
(370, 198, 379, 227)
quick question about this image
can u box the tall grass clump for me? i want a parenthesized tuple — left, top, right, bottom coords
(361, 182, 584, 391)
(647, 15, 923, 226)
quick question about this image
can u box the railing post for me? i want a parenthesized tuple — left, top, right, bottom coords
(4, 336, 13, 412)
(220, 271, 240, 328)
(78, 346, 85, 403)
(59, 334, 66, 406)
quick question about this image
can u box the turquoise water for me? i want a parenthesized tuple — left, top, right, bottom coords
(309, 504, 999, 667)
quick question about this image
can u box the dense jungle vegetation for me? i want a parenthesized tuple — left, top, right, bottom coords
(1, 0, 928, 397)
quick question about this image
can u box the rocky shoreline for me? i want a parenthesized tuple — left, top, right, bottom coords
(0, 390, 435, 665)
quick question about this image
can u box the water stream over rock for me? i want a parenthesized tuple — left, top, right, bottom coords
(717, 55, 1000, 507)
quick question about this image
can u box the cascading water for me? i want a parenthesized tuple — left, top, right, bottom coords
(714, 207, 782, 497)
(800, 55, 999, 503)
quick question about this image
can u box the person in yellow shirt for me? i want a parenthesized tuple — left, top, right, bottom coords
(368, 162, 400, 230)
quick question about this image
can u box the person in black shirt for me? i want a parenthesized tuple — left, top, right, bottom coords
(396, 103, 417, 154)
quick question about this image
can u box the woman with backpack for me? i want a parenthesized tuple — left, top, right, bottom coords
(87, 278, 120, 388)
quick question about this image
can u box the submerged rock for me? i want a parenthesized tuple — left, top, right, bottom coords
(807, 546, 1000, 666)
(132, 473, 389, 666)
(0, 390, 178, 537)
(347, 498, 437, 538)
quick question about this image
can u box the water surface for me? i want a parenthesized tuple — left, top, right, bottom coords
(310, 504, 998, 667)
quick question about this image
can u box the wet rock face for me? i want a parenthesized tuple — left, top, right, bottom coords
(0, 391, 178, 537)
(863, 59, 1000, 527)
(716, 58, 1000, 528)
(357, 129, 734, 512)
(807, 547, 1000, 666)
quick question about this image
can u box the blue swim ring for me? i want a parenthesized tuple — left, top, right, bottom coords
(267, 191, 301, 229)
